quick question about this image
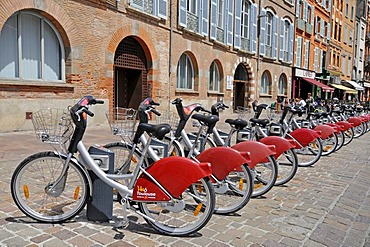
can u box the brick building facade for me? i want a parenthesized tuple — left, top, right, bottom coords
(0, 0, 295, 132)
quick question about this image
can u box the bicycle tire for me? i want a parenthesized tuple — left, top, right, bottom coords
(138, 177, 215, 236)
(334, 131, 344, 151)
(162, 136, 185, 157)
(295, 137, 323, 167)
(213, 164, 253, 214)
(11, 152, 89, 223)
(343, 127, 354, 146)
(353, 124, 365, 138)
(251, 155, 278, 198)
(103, 142, 146, 174)
(321, 133, 338, 156)
(274, 148, 298, 186)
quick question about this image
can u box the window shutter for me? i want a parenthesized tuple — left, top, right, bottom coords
(314, 47, 318, 71)
(200, 0, 209, 35)
(225, 0, 233, 45)
(234, 0, 242, 49)
(327, 22, 331, 40)
(311, 5, 314, 24)
(296, 0, 300, 17)
(179, 0, 187, 27)
(315, 16, 318, 33)
(304, 40, 310, 69)
(328, 0, 332, 12)
(303, 2, 308, 22)
(319, 49, 323, 73)
(344, 26, 348, 43)
(296, 37, 302, 67)
(320, 19, 325, 37)
(131, 0, 144, 9)
(279, 18, 285, 61)
(210, 0, 217, 40)
(259, 8, 266, 56)
(272, 15, 278, 59)
(288, 22, 294, 63)
(251, 3, 257, 53)
(158, 0, 167, 19)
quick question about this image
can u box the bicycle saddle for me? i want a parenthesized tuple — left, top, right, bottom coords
(192, 114, 219, 125)
(225, 118, 249, 130)
(138, 123, 171, 140)
(249, 118, 270, 127)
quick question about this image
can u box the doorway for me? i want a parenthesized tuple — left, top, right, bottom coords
(115, 68, 142, 109)
(234, 64, 249, 110)
(234, 81, 246, 109)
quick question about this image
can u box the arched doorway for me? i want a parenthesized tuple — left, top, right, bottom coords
(114, 36, 148, 109)
(233, 64, 249, 110)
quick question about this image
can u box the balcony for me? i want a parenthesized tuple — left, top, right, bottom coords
(216, 27, 225, 43)
(283, 51, 289, 62)
(240, 37, 251, 52)
(306, 23, 313, 35)
(187, 12, 199, 33)
(297, 19, 305, 31)
(266, 46, 272, 58)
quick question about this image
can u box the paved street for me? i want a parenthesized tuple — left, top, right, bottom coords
(0, 124, 370, 247)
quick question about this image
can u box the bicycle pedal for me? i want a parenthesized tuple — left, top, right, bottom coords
(114, 218, 129, 228)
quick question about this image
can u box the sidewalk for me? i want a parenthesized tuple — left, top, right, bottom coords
(0, 124, 370, 246)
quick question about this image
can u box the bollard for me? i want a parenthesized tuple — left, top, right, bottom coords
(86, 145, 114, 222)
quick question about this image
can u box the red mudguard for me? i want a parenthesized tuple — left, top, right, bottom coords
(325, 123, 343, 133)
(336, 121, 354, 131)
(259, 136, 296, 159)
(231, 140, 276, 168)
(313, 125, 335, 139)
(197, 147, 251, 180)
(133, 156, 212, 201)
(348, 117, 362, 127)
(288, 128, 320, 147)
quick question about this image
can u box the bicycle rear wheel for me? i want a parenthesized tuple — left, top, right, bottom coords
(343, 127, 354, 146)
(251, 155, 278, 198)
(213, 164, 253, 214)
(138, 177, 215, 236)
(295, 137, 323, 167)
(275, 149, 298, 186)
(321, 133, 338, 156)
(11, 152, 89, 223)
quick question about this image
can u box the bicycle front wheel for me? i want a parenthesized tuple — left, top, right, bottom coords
(11, 152, 89, 223)
(138, 177, 215, 236)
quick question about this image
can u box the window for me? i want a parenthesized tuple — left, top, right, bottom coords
(209, 61, 220, 92)
(241, 0, 250, 38)
(304, 40, 310, 69)
(0, 12, 64, 81)
(176, 53, 194, 90)
(283, 21, 289, 53)
(266, 13, 273, 47)
(345, 2, 348, 17)
(260, 71, 271, 94)
(217, 0, 224, 28)
(187, 0, 197, 14)
(351, 6, 354, 20)
(347, 56, 351, 76)
(278, 74, 287, 95)
(130, 0, 167, 18)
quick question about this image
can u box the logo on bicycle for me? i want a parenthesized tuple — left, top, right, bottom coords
(136, 185, 156, 199)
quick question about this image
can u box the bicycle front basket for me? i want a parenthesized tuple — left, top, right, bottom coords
(106, 107, 138, 139)
(32, 108, 74, 145)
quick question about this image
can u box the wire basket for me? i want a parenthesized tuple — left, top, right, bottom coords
(152, 110, 179, 133)
(236, 106, 254, 120)
(106, 107, 138, 140)
(32, 108, 74, 145)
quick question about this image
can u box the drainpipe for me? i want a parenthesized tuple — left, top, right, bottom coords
(168, 0, 173, 113)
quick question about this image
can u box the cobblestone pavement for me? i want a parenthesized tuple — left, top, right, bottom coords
(1, 124, 370, 247)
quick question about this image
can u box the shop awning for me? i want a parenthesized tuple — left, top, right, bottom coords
(330, 84, 358, 94)
(363, 82, 370, 88)
(344, 80, 364, 91)
(302, 78, 334, 92)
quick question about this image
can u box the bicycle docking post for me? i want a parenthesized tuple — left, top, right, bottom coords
(86, 145, 114, 222)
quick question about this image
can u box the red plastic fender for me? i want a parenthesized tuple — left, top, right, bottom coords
(259, 136, 296, 159)
(313, 125, 335, 139)
(231, 140, 276, 168)
(336, 121, 354, 131)
(348, 117, 362, 127)
(197, 147, 251, 180)
(325, 123, 343, 133)
(288, 128, 320, 147)
(133, 156, 212, 201)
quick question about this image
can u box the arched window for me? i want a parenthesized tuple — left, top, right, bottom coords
(209, 61, 220, 92)
(0, 12, 64, 81)
(260, 71, 271, 94)
(278, 74, 287, 95)
(176, 53, 194, 90)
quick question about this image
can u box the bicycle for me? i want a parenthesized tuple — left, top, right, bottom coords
(11, 96, 216, 236)
(105, 98, 254, 215)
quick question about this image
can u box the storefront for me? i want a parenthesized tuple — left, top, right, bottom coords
(292, 68, 334, 100)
